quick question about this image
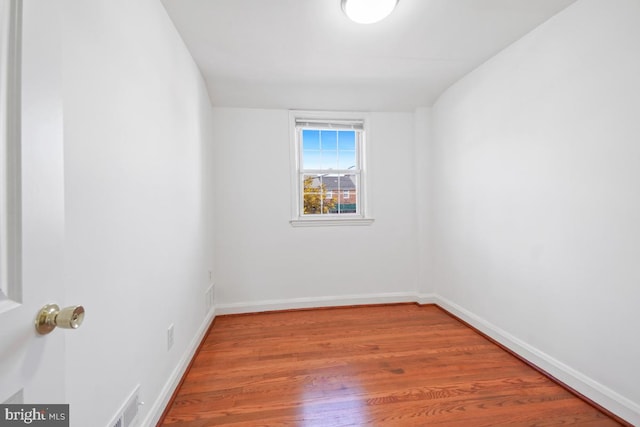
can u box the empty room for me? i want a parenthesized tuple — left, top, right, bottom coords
(1, 0, 638, 426)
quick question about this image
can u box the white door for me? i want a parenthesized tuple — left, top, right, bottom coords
(1, 0, 70, 407)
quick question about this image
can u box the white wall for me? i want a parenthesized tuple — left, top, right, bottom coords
(432, 0, 640, 423)
(212, 108, 423, 312)
(60, 0, 213, 425)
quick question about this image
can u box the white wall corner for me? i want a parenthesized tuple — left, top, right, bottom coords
(433, 295, 640, 426)
(413, 107, 434, 296)
(142, 310, 216, 427)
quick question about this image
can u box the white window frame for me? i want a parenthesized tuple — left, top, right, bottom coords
(289, 110, 373, 227)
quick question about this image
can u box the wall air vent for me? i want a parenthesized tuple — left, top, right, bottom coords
(122, 388, 141, 427)
(107, 385, 142, 427)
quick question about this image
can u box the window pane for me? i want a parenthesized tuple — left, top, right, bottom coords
(320, 130, 337, 150)
(302, 175, 321, 193)
(338, 191, 357, 214)
(338, 131, 355, 150)
(338, 150, 356, 170)
(302, 150, 321, 169)
(325, 174, 357, 214)
(302, 130, 320, 150)
(302, 130, 321, 169)
(321, 150, 338, 169)
(303, 175, 333, 215)
(339, 174, 357, 193)
(338, 131, 356, 169)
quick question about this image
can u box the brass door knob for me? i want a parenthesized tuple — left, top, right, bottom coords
(35, 304, 85, 335)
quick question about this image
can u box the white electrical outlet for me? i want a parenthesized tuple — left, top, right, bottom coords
(167, 324, 174, 350)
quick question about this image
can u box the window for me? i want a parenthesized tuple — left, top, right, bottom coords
(290, 111, 373, 226)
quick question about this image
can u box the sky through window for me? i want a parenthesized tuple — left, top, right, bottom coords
(302, 130, 356, 171)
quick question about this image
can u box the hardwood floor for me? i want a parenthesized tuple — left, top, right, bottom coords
(160, 304, 625, 426)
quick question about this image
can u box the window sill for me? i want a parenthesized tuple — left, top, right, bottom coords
(290, 217, 375, 227)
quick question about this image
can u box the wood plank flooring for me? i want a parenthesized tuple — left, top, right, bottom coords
(160, 304, 625, 426)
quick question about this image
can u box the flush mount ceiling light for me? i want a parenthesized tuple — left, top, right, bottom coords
(341, 0, 398, 24)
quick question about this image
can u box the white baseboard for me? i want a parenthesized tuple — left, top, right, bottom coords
(416, 293, 437, 305)
(434, 295, 640, 426)
(141, 308, 216, 427)
(214, 292, 422, 315)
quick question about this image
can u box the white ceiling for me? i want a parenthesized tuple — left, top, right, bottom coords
(161, 0, 577, 111)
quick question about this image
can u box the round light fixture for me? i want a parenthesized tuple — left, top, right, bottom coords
(341, 0, 398, 24)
